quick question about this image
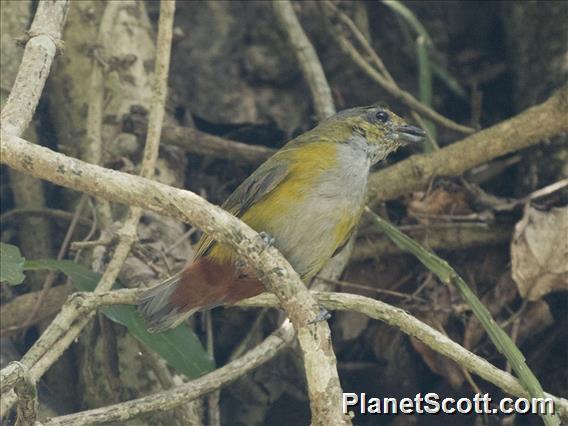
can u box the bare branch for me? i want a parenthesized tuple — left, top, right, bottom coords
(14, 371, 38, 426)
(238, 292, 568, 420)
(14, 287, 567, 422)
(159, 122, 275, 164)
(1, 362, 27, 394)
(321, 0, 474, 134)
(273, 0, 336, 120)
(1, 0, 69, 137)
(352, 223, 513, 260)
(44, 322, 295, 425)
(0, 134, 346, 425)
(369, 86, 568, 204)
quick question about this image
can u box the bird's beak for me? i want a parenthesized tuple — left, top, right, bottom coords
(395, 124, 426, 145)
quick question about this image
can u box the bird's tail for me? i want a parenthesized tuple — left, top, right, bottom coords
(136, 273, 195, 332)
(137, 258, 264, 332)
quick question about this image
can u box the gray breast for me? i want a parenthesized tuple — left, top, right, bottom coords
(274, 140, 371, 278)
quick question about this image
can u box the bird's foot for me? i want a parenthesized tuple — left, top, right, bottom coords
(258, 231, 275, 252)
(307, 305, 332, 325)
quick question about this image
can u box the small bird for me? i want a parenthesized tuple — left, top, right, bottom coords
(138, 106, 424, 331)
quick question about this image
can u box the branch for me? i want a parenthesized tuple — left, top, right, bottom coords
(1, 0, 177, 417)
(321, 1, 474, 134)
(1, 0, 68, 137)
(0, 136, 346, 425)
(238, 292, 568, 420)
(352, 223, 513, 260)
(44, 322, 295, 425)
(0, 284, 73, 335)
(273, 0, 336, 120)
(1, 362, 27, 394)
(126, 113, 275, 165)
(369, 86, 568, 204)
(13, 371, 38, 426)
(20, 288, 568, 422)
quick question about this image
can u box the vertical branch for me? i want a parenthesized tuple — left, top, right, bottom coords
(1, 0, 55, 290)
(84, 2, 116, 231)
(13, 371, 38, 426)
(93, 0, 176, 292)
(269, 2, 351, 424)
(272, 0, 335, 120)
(0, 0, 177, 417)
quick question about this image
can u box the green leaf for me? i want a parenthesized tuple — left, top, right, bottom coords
(23, 259, 215, 378)
(0, 243, 26, 285)
(365, 207, 560, 426)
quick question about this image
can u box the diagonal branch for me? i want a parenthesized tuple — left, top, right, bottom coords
(273, 0, 336, 120)
(368, 85, 568, 204)
(0, 132, 347, 425)
(17, 288, 568, 423)
(44, 321, 295, 425)
(321, 0, 474, 135)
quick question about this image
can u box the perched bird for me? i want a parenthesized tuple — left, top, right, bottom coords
(138, 106, 424, 331)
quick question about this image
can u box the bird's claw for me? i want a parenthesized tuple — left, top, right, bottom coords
(307, 306, 332, 325)
(259, 231, 275, 251)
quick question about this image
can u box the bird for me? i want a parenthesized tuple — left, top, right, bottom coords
(138, 106, 425, 332)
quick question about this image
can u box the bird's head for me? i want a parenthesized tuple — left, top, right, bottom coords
(318, 105, 426, 164)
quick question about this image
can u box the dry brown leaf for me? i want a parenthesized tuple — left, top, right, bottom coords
(511, 206, 568, 300)
(408, 187, 472, 218)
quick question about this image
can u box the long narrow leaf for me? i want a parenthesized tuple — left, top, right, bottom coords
(23, 259, 215, 378)
(365, 207, 559, 426)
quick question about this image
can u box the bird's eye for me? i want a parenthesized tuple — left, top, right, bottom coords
(375, 111, 390, 123)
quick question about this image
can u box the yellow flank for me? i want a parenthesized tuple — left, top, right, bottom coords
(242, 141, 338, 228)
(207, 142, 339, 265)
(334, 208, 361, 248)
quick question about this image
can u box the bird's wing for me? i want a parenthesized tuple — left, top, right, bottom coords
(194, 155, 290, 259)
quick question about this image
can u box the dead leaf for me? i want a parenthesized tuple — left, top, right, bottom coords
(511, 206, 568, 300)
(408, 187, 472, 218)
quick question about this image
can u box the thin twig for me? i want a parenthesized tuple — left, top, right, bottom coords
(205, 312, 220, 426)
(368, 85, 568, 204)
(323, 1, 395, 84)
(0, 284, 73, 336)
(18, 196, 88, 331)
(0, 0, 177, 416)
(0, 208, 92, 227)
(44, 321, 296, 426)
(321, 1, 474, 134)
(524, 178, 568, 202)
(273, 0, 335, 120)
(84, 2, 113, 231)
(353, 222, 513, 260)
(10, 288, 567, 423)
(317, 276, 427, 303)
